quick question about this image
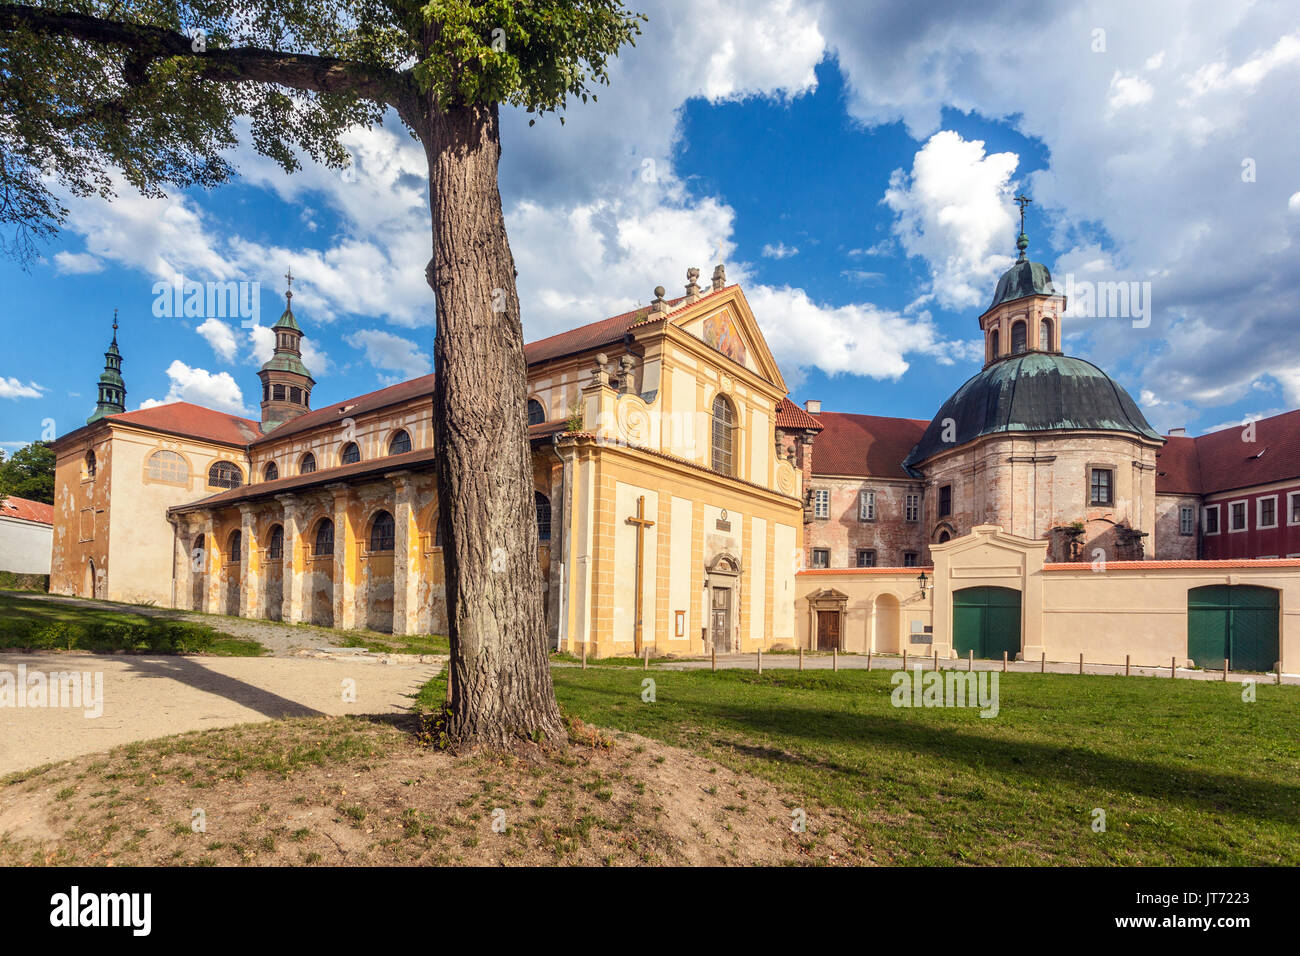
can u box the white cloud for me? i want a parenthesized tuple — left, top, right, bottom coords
(344, 328, 432, 383)
(196, 318, 239, 363)
(1107, 72, 1154, 110)
(139, 360, 248, 416)
(883, 130, 1020, 311)
(761, 242, 799, 259)
(0, 378, 45, 400)
(52, 251, 104, 274)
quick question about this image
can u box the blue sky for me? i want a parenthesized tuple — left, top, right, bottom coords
(3, 0, 1299, 454)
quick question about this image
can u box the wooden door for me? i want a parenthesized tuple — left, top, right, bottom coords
(816, 610, 840, 650)
(711, 587, 731, 651)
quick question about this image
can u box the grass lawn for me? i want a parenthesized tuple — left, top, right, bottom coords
(0, 591, 265, 656)
(532, 667, 1300, 865)
(338, 632, 449, 655)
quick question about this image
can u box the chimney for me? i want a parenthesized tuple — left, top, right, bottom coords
(805, 399, 822, 415)
(711, 264, 726, 292)
(1167, 427, 1186, 437)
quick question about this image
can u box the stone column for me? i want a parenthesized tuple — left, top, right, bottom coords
(276, 494, 305, 624)
(328, 484, 356, 630)
(238, 504, 260, 619)
(173, 517, 194, 611)
(388, 472, 419, 636)
(202, 514, 219, 614)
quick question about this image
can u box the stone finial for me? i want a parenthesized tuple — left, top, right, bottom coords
(711, 264, 726, 291)
(650, 285, 668, 314)
(591, 352, 611, 388)
(618, 354, 636, 393)
(684, 266, 701, 302)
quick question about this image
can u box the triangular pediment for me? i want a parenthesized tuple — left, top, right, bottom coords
(669, 288, 787, 391)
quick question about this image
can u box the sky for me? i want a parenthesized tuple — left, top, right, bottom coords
(3, 0, 1299, 456)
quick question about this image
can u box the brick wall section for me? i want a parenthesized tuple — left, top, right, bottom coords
(1154, 493, 1200, 559)
(804, 475, 926, 568)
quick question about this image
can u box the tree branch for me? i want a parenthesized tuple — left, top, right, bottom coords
(0, 3, 415, 109)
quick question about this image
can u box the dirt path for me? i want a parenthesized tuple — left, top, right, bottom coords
(0, 652, 441, 776)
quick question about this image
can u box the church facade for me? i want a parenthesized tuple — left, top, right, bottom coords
(50, 267, 806, 657)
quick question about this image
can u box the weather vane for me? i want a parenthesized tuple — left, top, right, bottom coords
(284, 266, 294, 301)
(1014, 193, 1032, 258)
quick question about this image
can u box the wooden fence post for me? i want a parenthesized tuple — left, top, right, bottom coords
(582, 644, 587, 671)
(833, 646, 838, 672)
(757, 647, 763, 675)
(968, 649, 974, 672)
(643, 647, 649, 671)
(1223, 658, 1229, 681)
(1079, 653, 1084, 676)
(1171, 656, 1177, 679)
(1276, 662, 1282, 685)
(1125, 654, 1130, 677)
(933, 649, 939, 671)
(1002, 650, 1007, 673)
(867, 649, 873, 671)
(711, 646, 716, 672)
(798, 646, 804, 672)
(902, 648, 908, 670)
(1041, 651, 1046, 674)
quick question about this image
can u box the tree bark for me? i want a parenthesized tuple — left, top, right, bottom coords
(420, 100, 565, 748)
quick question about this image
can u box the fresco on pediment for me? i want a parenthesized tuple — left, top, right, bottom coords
(702, 312, 748, 366)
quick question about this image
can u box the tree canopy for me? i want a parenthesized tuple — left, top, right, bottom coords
(0, 441, 55, 503)
(0, 0, 642, 263)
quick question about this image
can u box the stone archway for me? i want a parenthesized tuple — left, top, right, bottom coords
(704, 552, 742, 653)
(873, 593, 901, 653)
(84, 560, 96, 599)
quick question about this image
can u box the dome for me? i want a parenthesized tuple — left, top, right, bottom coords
(987, 257, 1055, 312)
(902, 352, 1162, 474)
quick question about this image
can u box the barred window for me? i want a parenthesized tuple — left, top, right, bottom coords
(369, 511, 395, 552)
(527, 399, 545, 426)
(710, 395, 736, 476)
(858, 490, 876, 521)
(340, 442, 360, 465)
(536, 492, 551, 541)
(300, 452, 316, 475)
(813, 489, 830, 520)
(227, 530, 242, 563)
(939, 484, 952, 517)
(905, 493, 920, 523)
(264, 461, 279, 481)
(268, 525, 284, 560)
(147, 450, 189, 484)
(388, 430, 412, 455)
(314, 519, 334, 556)
(208, 461, 243, 490)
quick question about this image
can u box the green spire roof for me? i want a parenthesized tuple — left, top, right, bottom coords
(88, 310, 126, 423)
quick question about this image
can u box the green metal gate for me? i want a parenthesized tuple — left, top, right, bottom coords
(1187, 586, 1279, 672)
(952, 586, 1022, 660)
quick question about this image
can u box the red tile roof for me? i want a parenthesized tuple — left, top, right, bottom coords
(1154, 434, 1202, 495)
(775, 398, 823, 431)
(105, 403, 262, 446)
(1044, 559, 1300, 570)
(811, 411, 930, 480)
(0, 495, 54, 525)
(1176, 409, 1300, 495)
(252, 374, 436, 444)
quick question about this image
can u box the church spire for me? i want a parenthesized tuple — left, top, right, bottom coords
(87, 310, 126, 423)
(257, 268, 315, 432)
(1014, 193, 1032, 261)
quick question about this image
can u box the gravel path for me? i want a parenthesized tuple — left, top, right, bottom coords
(0, 652, 442, 776)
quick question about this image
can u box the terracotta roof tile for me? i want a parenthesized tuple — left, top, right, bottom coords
(1154, 434, 1202, 495)
(251, 374, 436, 444)
(0, 495, 54, 525)
(812, 411, 930, 480)
(775, 398, 823, 431)
(1182, 409, 1300, 495)
(105, 403, 261, 445)
(1044, 559, 1300, 570)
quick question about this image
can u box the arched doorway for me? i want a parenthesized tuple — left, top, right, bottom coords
(310, 518, 335, 627)
(363, 510, 395, 632)
(223, 529, 242, 616)
(190, 534, 206, 610)
(705, 553, 741, 652)
(953, 586, 1021, 659)
(84, 559, 96, 599)
(263, 524, 284, 621)
(1188, 585, 1279, 672)
(873, 593, 900, 653)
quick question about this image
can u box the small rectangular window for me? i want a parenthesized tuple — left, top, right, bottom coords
(938, 484, 952, 517)
(1090, 468, 1113, 506)
(855, 549, 876, 568)
(1230, 501, 1247, 531)
(1203, 505, 1219, 535)
(1179, 506, 1194, 536)
(1258, 496, 1277, 529)
(905, 493, 920, 523)
(903, 551, 919, 568)
(1290, 492, 1300, 525)
(810, 548, 830, 569)
(813, 489, 830, 520)
(858, 490, 876, 521)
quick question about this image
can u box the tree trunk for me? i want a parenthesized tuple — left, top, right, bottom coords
(420, 100, 565, 748)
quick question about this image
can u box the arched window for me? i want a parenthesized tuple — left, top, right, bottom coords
(267, 524, 284, 560)
(536, 492, 551, 541)
(147, 450, 189, 484)
(289, 386, 302, 404)
(192, 534, 206, 571)
(300, 452, 316, 475)
(227, 530, 242, 563)
(388, 430, 411, 455)
(208, 461, 243, 490)
(264, 461, 279, 481)
(84, 450, 96, 479)
(990, 328, 1000, 358)
(710, 395, 736, 476)
(369, 510, 395, 551)
(938, 531, 951, 543)
(340, 442, 360, 466)
(433, 512, 444, 548)
(314, 519, 334, 556)
(527, 399, 545, 426)
(1011, 320, 1027, 354)
(1039, 318, 1053, 351)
